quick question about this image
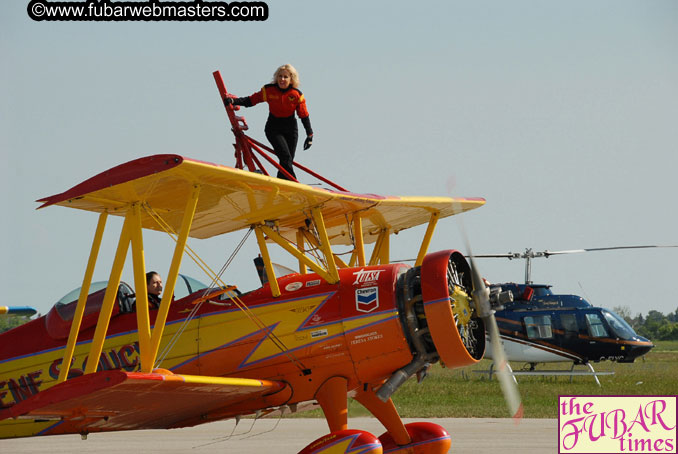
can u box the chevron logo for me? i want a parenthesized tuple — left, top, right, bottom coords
(355, 287, 379, 313)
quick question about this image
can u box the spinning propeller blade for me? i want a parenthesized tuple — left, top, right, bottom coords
(462, 232, 523, 420)
(447, 179, 522, 418)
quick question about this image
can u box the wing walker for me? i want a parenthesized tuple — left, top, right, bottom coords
(0, 72, 521, 453)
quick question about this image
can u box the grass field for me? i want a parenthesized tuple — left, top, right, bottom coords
(293, 341, 678, 419)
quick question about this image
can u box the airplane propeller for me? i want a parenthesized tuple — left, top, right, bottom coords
(459, 225, 523, 420)
(468, 253, 523, 420)
(444, 176, 523, 419)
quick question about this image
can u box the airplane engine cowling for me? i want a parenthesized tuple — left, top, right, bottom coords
(397, 250, 485, 369)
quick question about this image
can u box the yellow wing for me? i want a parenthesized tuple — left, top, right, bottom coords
(38, 155, 484, 244)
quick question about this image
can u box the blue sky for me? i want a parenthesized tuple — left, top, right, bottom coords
(2, 0, 677, 316)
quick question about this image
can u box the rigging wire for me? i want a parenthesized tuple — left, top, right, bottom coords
(143, 204, 310, 373)
(191, 408, 287, 449)
(154, 225, 252, 367)
(239, 407, 286, 439)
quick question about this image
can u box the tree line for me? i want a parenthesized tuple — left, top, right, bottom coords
(0, 315, 33, 334)
(614, 306, 678, 341)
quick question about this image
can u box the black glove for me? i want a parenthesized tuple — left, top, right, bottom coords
(303, 135, 313, 150)
(224, 96, 251, 107)
(226, 97, 252, 108)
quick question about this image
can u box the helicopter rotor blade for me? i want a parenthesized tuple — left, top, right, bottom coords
(543, 245, 678, 256)
(469, 245, 678, 283)
(471, 244, 678, 259)
(468, 253, 517, 259)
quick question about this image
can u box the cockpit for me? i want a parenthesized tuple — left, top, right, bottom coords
(601, 309, 637, 340)
(53, 274, 210, 321)
(46, 274, 211, 340)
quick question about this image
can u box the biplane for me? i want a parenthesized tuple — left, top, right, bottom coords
(0, 73, 521, 453)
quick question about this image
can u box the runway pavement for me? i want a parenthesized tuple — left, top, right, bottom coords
(0, 417, 558, 453)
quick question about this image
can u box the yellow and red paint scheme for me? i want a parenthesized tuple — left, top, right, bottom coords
(0, 150, 488, 452)
(1, 252, 477, 452)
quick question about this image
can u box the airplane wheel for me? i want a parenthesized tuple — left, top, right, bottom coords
(298, 429, 382, 454)
(379, 422, 451, 454)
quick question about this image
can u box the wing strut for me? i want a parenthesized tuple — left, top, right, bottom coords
(58, 212, 108, 383)
(85, 208, 134, 374)
(259, 225, 340, 284)
(254, 225, 282, 297)
(301, 229, 349, 269)
(369, 229, 390, 265)
(310, 206, 341, 281)
(146, 184, 200, 371)
(353, 214, 366, 267)
(414, 211, 440, 267)
(56, 187, 202, 377)
(251, 205, 343, 291)
(296, 229, 308, 274)
(130, 202, 152, 366)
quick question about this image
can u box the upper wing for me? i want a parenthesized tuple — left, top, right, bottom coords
(0, 369, 285, 437)
(37, 155, 485, 244)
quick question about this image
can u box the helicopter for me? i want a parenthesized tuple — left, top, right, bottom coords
(474, 247, 673, 383)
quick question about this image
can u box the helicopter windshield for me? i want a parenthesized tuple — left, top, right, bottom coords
(602, 309, 636, 340)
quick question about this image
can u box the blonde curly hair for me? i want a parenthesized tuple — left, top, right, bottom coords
(272, 64, 300, 88)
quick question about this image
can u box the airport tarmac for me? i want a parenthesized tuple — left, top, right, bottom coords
(1, 417, 558, 453)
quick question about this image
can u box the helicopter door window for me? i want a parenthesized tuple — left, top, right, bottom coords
(585, 313, 609, 337)
(561, 313, 578, 334)
(523, 315, 553, 339)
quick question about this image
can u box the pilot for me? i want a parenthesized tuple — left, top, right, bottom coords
(146, 271, 163, 309)
(225, 64, 313, 180)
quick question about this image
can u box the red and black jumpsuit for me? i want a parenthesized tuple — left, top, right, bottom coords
(234, 84, 313, 180)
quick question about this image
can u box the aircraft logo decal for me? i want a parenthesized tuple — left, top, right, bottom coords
(285, 282, 303, 292)
(352, 268, 383, 286)
(355, 287, 379, 313)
